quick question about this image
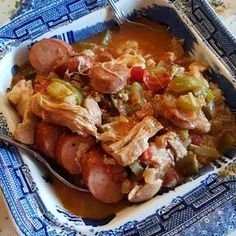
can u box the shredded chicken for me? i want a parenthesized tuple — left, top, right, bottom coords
(97, 115, 130, 142)
(102, 116, 163, 166)
(98, 124, 120, 143)
(84, 96, 102, 126)
(13, 106, 38, 144)
(128, 179, 163, 202)
(31, 93, 101, 137)
(155, 131, 177, 148)
(143, 142, 174, 178)
(155, 131, 187, 161)
(7, 80, 38, 144)
(7, 80, 33, 117)
(116, 54, 146, 68)
(116, 41, 139, 56)
(194, 110, 211, 133)
(188, 62, 209, 88)
(168, 139, 187, 160)
(141, 132, 186, 178)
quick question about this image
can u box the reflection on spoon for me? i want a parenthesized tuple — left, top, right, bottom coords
(0, 133, 89, 192)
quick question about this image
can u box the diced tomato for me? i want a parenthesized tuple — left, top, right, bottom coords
(189, 133, 203, 146)
(162, 167, 180, 188)
(34, 79, 51, 93)
(130, 67, 172, 93)
(140, 148, 152, 162)
(144, 73, 172, 93)
(130, 67, 145, 83)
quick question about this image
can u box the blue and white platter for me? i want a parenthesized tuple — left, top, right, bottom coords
(1, 0, 236, 235)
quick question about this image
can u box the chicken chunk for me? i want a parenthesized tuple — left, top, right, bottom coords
(84, 96, 102, 126)
(31, 93, 101, 137)
(155, 131, 187, 161)
(141, 142, 174, 178)
(168, 138, 187, 161)
(7, 80, 38, 144)
(98, 116, 131, 143)
(194, 109, 211, 133)
(102, 116, 163, 166)
(116, 54, 146, 68)
(7, 80, 33, 117)
(128, 179, 163, 202)
(14, 106, 38, 144)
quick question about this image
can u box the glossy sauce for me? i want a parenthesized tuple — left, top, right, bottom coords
(109, 20, 173, 58)
(52, 176, 129, 219)
(52, 20, 173, 220)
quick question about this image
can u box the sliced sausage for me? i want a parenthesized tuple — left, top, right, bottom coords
(56, 135, 95, 175)
(81, 146, 127, 203)
(158, 94, 198, 130)
(35, 122, 65, 159)
(54, 55, 93, 77)
(29, 39, 74, 74)
(89, 61, 129, 93)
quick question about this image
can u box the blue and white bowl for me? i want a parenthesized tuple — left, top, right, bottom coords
(1, 0, 236, 235)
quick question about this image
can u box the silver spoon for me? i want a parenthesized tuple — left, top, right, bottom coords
(0, 133, 89, 192)
(107, 0, 156, 32)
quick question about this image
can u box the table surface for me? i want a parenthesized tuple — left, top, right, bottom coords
(0, 0, 235, 235)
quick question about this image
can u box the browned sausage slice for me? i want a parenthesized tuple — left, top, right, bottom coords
(35, 122, 65, 159)
(54, 55, 93, 77)
(56, 135, 95, 175)
(81, 146, 127, 203)
(29, 39, 74, 74)
(89, 61, 129, 93)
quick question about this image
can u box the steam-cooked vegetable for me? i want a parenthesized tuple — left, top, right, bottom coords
(176, 151, 198, 177)
(129, 161, 144, 176)
(130, 82, 143, 105)
(217, 131, 235, 154)
(51, 78, 83, 105)
(177, 92, 199, 112)
(47, 81, 73, 101)
(189, 145, 220, 162)
(169, 76, 207, 94)
(149, 66, 166, 75)
(205, 89, 214, 102)
(179, 129, 189, 141)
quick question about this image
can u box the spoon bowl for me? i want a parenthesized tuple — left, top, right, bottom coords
(107, 0, 156, 32)
(0, 133, 89, 192)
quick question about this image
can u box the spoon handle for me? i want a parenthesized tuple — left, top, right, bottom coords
(107, 0, 126, 25)
(0, 133, 89, 192)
